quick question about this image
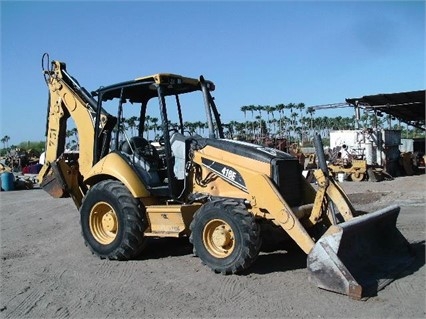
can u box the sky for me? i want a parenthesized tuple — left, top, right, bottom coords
(1, 1, 425, 146)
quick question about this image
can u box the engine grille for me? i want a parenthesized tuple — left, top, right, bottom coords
(271, 158, 303, 207)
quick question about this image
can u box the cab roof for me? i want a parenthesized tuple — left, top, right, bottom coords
(93, 73, 214, 104)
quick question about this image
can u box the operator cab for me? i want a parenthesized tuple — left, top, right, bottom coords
(92, 74, 223, 200)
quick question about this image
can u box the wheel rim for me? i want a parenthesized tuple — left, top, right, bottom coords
(89, 201, 118, 245)
(351, 172, 364, 182)
(203, 219, 235, 258)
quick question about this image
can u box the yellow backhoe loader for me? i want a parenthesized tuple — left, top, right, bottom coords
(38, 54, 414, 299)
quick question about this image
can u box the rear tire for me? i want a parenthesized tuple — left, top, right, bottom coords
(189, 199, 261, 274)
(80, 180, 147, 260)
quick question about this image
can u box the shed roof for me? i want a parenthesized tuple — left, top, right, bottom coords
(346, 90, 425, 130)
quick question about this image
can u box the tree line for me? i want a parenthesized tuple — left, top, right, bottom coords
(1, 102, 424, 155)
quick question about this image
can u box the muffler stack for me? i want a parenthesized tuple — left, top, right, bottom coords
(307, 205, 415, 299)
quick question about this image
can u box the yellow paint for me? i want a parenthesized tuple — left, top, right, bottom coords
(84, 153, 150, 198)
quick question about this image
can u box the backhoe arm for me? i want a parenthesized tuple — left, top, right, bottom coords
(38, 59, 115, 205)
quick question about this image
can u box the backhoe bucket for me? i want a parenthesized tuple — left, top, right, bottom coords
(307, 205, 414, 300)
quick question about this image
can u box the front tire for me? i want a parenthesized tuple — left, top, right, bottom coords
(80, 180, 147, 260)
(189, 199, 261, 274)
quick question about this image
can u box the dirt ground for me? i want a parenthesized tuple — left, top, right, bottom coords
(1, 175, 425, 319)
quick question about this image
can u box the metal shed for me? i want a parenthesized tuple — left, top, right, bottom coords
(346, 90, 425, 130)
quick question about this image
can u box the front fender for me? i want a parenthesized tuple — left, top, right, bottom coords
(84, 153, 150, 198)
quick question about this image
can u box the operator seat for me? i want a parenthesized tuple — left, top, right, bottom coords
(119, 136, 164, 187)
(120, 137, 161, 167)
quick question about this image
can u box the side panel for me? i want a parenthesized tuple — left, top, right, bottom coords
(191, 150, 316, 254)
(144, 204, 202, 237)
(84, 153, 150, 198)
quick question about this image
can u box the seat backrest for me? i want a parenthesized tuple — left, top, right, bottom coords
(120, 137, 148, 155)
(170, 133, 187, 180)
(119, 137, 163, 186)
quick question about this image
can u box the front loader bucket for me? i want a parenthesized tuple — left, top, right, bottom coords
(307, 205, 415, 300)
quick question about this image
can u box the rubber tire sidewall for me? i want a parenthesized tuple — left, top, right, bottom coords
(80, 180, 145, 259)
(191, 200, 260, 274)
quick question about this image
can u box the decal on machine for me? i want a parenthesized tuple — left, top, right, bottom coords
(201, 158, 248, 192)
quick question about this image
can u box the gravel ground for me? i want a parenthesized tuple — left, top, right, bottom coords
(0, 174, 425, 318)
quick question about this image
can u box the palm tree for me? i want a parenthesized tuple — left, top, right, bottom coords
(2, 135, 10, 149)
(299, 116, 310, 144)
(240, 105, 249, 119)
(290, 112, 298, 135)
(306, 106, 315, 141)
(151, 117, 159, 138)
(234, 121, 246, 139)
(284, 103, 296, 139)
(247, 105, 256, 139)
(1, 136, 6, 150)
(306, 106, 315, 126)
(296, 103, 305, 121)
(255, 105, 264, 138)
(264, 105, 275, 136)
(228, 120, 239, 139)
(240, 105, 249, 139)
(126, 116, 138, 136)
(192, 121, 203, 135)
(184, 121, 196, 134)
(275, 103, 285, 137)
(247, 104, 256, 119)
(245, 121, 253, 140)
(294, 126, 303, 144)
(286, 103, 296, 115)
(268, 118, 277, 136)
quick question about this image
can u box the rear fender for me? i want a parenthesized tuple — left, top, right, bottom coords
(84, 153, 150, 198)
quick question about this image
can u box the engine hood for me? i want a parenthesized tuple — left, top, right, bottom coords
(195, 138, 295, 164)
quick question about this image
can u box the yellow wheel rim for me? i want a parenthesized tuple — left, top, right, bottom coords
(351, 172, 364, 182)
(89, 201, 118, 245)
(203, 219, 235, 258)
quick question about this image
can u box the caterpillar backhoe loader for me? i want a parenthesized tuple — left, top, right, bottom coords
(38, 54, 414, 299)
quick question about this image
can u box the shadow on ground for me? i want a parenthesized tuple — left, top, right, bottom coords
(133, 233, 424, 283)
(136, 237, 193, 260)
(399, 240, 425, 278)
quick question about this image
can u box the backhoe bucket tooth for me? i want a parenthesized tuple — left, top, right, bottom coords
(307, 205, 415, 299)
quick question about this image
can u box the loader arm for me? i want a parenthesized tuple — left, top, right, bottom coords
(308, 169, 356, 227)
